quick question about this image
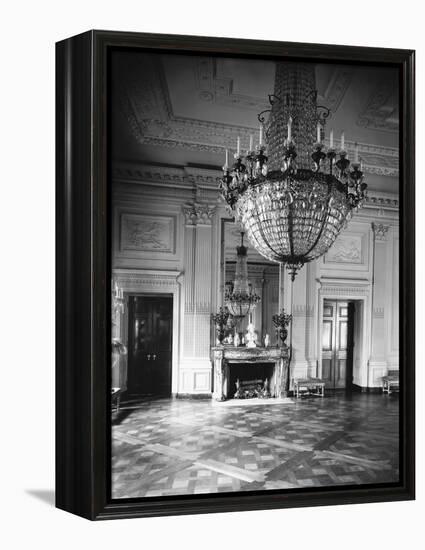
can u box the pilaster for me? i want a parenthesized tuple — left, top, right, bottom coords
(369, 222, 390, 386)
(179, 200, 217, 394)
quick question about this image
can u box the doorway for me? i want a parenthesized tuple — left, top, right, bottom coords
(321, 300, 355, 390)
(127, 294, 173, 397)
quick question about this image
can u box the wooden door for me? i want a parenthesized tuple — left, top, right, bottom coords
(127, 295, 173, 397)
(321, 300, 354, 389)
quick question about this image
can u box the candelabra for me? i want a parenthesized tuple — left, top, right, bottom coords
(112, 281, 125, 317)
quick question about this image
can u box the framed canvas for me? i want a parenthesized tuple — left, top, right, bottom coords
(56, 30, 415, 520)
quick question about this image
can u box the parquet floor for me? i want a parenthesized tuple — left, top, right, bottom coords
(111, 393, 399, 499)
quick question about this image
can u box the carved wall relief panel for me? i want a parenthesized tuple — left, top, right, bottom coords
(113, 206, 180, 268)
(324, 235, 363, 264)
(120, 213, 175, 253)
(321, 223, 371, 277)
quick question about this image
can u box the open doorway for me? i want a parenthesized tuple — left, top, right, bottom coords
(321, 300, 356, 390)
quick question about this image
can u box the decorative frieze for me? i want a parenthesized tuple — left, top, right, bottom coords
(113, 163, 400, 215)
(113, 269, 183, 291)
(319, 284, 369, 297)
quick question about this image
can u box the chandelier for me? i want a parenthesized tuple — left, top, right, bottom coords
(225, 232, 260, 328)
(219, 63, 367, 280)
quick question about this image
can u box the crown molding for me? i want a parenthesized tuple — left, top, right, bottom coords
(365, 194, 399, 211)
(113, 161, 399, 213)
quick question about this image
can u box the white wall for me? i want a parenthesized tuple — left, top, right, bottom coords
(112, 171, 399, 394)
(289, 215, 400, 389)
(2, 2, 423, 549)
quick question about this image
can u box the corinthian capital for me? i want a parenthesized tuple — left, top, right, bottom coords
(182, 201, 216, 226)
(372, 222, 390, 241)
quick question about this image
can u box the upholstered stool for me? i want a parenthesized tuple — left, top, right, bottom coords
(293, 378, 325, 398)
(382, 371, 399, 394)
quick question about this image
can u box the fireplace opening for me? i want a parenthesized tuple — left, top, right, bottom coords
(228, 363, 275, 399)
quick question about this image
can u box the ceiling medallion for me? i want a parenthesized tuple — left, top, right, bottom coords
(219, 63, 367, 280)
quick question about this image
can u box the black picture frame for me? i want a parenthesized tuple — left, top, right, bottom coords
(56, 30, 415, 520)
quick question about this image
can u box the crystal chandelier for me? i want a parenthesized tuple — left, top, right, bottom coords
(225, 232, 260, 329)
(219, 63, 367, 280)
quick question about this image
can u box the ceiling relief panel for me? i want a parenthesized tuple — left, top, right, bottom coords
(196, 58, 272, 111)
(195, 58, 353, 115)
(114, 54, 398, 177)
(317, 66, 353, 113)
(357, 76, 399, 132)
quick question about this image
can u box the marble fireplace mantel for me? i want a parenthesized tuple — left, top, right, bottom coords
(210, 346, 290, 401)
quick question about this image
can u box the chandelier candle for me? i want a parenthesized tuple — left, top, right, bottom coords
(219, 62, 367, 280)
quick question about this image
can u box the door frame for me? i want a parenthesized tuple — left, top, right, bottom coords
(127, 293, 174, 396)
(113, 268, 183, 395)
(317, 279, 372, 389)
(321, 299, 355, 390)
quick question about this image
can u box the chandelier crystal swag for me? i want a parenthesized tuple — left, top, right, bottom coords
(219, 63, 367, 280)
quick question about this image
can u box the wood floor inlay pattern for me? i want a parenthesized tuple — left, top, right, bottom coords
(111, 393, 399, 498)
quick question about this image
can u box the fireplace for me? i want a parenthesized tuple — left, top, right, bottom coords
(211, 346, 290, 401)
(229, 363, 275, 399)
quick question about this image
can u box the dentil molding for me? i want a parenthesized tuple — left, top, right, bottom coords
(113, 269, 183, 290)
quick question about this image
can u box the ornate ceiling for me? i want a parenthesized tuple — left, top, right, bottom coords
(111, 51, 399, 195)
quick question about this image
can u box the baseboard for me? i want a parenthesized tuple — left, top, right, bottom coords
(352, 384, 382, 394)
(174, 393, 212, 400)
